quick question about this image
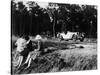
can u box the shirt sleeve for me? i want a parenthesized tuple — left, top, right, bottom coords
(15, 39, 19, 46)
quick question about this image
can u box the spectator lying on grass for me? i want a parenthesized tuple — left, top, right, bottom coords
(24, 39, 47, 69)
(23, 39, 43, 69)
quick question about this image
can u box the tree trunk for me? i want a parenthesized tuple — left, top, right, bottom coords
(53, 16, 56, 38)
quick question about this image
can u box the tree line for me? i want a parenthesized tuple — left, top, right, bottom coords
(11, 0, 97, 38)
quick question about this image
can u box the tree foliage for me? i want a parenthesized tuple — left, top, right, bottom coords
(11, 0, 97, 38)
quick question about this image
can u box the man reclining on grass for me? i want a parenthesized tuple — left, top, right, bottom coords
(23, 39, 43, 69)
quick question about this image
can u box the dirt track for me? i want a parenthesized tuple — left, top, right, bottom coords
(40, 38, 97, 57)
(59, 43, 97, 56)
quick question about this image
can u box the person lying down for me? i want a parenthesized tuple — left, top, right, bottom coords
(23, 40, 41, 69)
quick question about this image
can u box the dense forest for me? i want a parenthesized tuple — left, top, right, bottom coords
(11, 0, 97, 38)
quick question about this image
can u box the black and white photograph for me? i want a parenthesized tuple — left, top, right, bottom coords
(11, 0, 97, 74)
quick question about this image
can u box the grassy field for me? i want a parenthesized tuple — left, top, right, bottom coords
(11, 36, 97, 74)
